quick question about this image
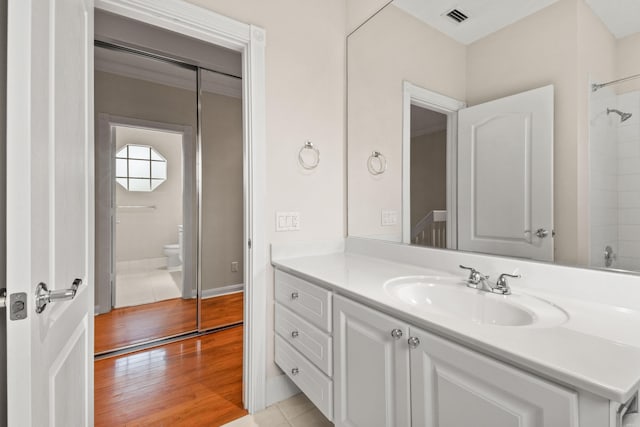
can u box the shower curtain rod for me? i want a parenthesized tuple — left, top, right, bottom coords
(592, 73, 640, 92)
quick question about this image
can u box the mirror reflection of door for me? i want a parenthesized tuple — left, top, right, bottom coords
(410, 105, 448, 248)
(457, 85, 554, 262)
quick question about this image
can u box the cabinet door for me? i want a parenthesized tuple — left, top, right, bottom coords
(333, 295, 411, 427)
(410, 326, 579, 427)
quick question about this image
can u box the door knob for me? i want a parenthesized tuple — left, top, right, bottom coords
(391, 329, 403, 339)
(535, 228, 549, 238)
(35, 278, 82, 314)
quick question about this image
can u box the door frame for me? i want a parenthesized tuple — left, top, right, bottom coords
(94, 0, 267, 413)
(401, 81, 465, 248)
(95, 114, 195, 314)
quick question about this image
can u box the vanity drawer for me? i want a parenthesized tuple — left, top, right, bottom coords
(275, 335, 333, 421)
(275, 270, 332, 332)
(275, 303, 332, 376)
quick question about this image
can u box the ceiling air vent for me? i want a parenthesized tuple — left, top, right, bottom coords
(445, 8, 469, 24)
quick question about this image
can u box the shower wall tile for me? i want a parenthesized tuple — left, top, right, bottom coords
(617, 257, 640, 271)
(589, 86, 619, 269)
(619, 157, 640, 175)
(617, 90, 640, 269)
(619, 224, 640, 242)
(618, 191, 640, 208)
(619, 208, 640, 225)
(618, 124, 639, 142)
(618, 174, 640, 191)
(618, 141, 640, 158)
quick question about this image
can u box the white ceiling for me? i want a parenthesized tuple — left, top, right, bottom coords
(393, 0, 560, 45)
(393, 0, 640, 45)
(584, 0, 640, 39)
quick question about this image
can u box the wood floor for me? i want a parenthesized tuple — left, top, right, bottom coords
(201, 292, 244, 330)
(94, 298, 197, 354)
(95, 325, 247, 426)
(95, 292, 244, 354)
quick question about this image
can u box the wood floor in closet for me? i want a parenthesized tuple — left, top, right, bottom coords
(94, 325, 247, 426)
(95, 292, 244, 354)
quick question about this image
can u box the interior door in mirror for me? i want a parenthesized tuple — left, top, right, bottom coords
(457, 85, 554, 262)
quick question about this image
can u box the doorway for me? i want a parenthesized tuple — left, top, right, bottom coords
(402, 81, 465, 248)
(408, 105, 448, 248)
(93, 14, 244, 354)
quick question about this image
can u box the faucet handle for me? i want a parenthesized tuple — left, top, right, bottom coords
(494, 273, 521, 295)
(459, 265, 489, 284)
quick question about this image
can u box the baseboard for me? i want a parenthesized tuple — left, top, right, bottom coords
(201, 283, 244, 299)
(266, 374, 300, 407)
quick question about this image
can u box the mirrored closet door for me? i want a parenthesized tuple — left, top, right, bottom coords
(93, 11, 245, 355)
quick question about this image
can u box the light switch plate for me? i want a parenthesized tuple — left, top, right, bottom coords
(381, 210, 398, 226)
(276, 211, 301, 231)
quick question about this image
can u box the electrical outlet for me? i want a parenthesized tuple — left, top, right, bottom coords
(231, 261, 239, 272)
(381, 210, 398, 226)
(276, 211, 301, 231)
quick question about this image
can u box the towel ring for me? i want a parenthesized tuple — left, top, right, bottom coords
(298, 141, 320, 170)
(367, 151, 387, 175)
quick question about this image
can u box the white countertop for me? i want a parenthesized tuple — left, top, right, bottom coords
(272, 251, 640, 403)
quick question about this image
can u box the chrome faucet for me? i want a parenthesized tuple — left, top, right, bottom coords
(459, 265, 491, 291)
(459, 266, 521, 295)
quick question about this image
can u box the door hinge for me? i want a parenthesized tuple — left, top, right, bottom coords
(248, 238, 252, 249)
(0, 288, 6, 308)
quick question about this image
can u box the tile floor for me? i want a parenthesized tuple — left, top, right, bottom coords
(222, 394, 333, 427)
(115, 259, 182, 307)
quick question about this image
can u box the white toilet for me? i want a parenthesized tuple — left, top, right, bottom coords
(163, 225, 183, 269)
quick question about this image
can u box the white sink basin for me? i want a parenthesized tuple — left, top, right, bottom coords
(384, 276, 568, 328)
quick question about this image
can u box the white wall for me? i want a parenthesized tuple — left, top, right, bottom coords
(184, 0, 347, 381)
(346, 0, 390, 34)
(347, 4, 466, 241)
(616, 33, 640, 94)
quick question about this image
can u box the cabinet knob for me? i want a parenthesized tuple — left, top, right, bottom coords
(291, 292, 299, 300)
(408, 336, 420, 349)
(391, 328, 403, 339)
(291, 331, 299, 338)
(291, 368, 299, 376)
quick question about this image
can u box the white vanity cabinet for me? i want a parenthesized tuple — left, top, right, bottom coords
(274, 270, 334, 420)
(274, 268, 624, 427)
(333, 294, 580, 427)
(409, 326, 579, 427)
(333, 294, 412, 427)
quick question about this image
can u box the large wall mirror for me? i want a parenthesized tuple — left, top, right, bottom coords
(347, 0, 640, 273)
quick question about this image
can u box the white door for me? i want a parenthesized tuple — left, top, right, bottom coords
(333, 295, 411, 427)
(458, 85, 554, 261)
(409, 326, 578, 427)
(6, 0, 94, 426)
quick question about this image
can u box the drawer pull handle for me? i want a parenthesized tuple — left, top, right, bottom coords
(391, 329, 403, 339)
(291, 292, 299, 300)
(291, 331, 299, 338)
(408, 336, 421, 349)
(291, 368, 299, 376)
